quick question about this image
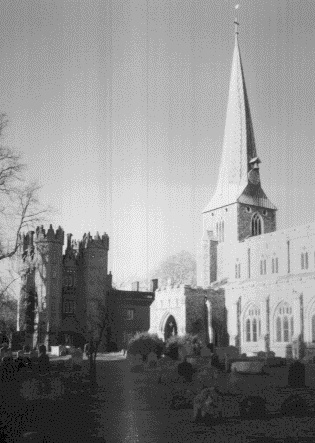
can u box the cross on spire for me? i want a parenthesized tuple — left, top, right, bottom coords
(234, 4, 240, 35)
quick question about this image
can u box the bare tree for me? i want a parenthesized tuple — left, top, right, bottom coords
(0, 113, 51, 340)
(0, 114, 50, 261)
(86, 296, 111, 386)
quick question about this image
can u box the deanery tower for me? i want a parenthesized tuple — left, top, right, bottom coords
(198, 13, 277, 288)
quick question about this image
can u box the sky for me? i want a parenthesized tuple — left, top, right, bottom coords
(0, 0, 315, 285)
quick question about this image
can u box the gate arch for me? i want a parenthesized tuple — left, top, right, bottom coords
(164, 315, 177, 341)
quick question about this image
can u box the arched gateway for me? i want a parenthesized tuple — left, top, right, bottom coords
(164, 315, 177, 341)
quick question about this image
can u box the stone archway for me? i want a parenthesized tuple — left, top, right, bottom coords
(164, 315, 177, 341)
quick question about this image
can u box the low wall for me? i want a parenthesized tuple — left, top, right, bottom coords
(305, 364, 315, 388)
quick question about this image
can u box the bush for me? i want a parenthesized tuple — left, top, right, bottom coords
(164, 334, 203, 360)
(127, 332, 164, 360)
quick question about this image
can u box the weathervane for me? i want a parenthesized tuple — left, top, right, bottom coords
(234, 4, 240, 35)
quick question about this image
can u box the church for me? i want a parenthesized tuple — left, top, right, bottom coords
(197, 19, 315, 359)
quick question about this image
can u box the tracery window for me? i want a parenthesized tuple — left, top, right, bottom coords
(260, 257, 267, 275)
(216, 219, 225, 243)
(251, 212, 262, 236)
(64, 301, 75, 314)
(272, 257, 279, 274)
(275, 302, 293, 342)
(301, 251, 309, 270)
(244, 305, 261, 342)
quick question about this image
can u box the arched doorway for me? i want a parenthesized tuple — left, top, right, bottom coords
(164, 315, 177, 341)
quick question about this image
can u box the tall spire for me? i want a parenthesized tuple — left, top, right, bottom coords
(204, 8, 265, 212)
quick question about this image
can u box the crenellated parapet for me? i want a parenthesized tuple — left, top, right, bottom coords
(80, 231, 109, 250)
(34, 224, 64, 245)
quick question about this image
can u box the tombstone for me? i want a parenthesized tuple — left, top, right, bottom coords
(29, 350, 38, 360)
(178, 346, 188, 361)
(64, 356, 73, 371)
(200, 347, 212, 357)
(23, 345, 31, 353)
(147, 352, 158, 368)
(129, 353, 143, 372)
(288, 361, 305, 388)
(256, 351, 267, 359)
(72, 348, 83, 369)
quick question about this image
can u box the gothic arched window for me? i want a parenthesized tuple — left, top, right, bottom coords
(275, 302, 293, 343)
(251, 212, 262, 236)
(252, 318, 257, 342)
(272, 256, 279, 274)
(244, 305, 261, 343)
(260, 256, 267, 275)
(246, 319, 251, 342)
(301, 251, 309, 270)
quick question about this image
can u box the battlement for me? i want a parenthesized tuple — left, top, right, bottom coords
(34, 225, 64, 244)
(80, 232, 109, 250)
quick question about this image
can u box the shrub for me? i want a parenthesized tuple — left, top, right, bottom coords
(127, 332, 164, 360)
(165, 334, 203, 360)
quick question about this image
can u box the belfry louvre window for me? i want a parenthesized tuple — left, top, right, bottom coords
(216, 220, 225, 243)
(126, 309, 134, 320)
(260, 259, 267, 275)
(251, 213, 262, 236)
(301, 252, 309, 270)
(235, 262, 241, 279)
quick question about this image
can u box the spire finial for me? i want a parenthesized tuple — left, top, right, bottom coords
(234, 4, 240, 36)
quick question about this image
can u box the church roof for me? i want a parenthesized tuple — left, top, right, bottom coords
(203, 25, 275, 213)
(237, 184, 277, 210)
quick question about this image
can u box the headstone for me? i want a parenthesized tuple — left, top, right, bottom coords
(147, 352, 157, 368)
(178, 346, 188, 361)
(30, 350, 38, 359)
(200, 347, 211, 357)
(288, 361, 305, 388)
(64, 356, 73, 371)
(50, 346, 61, 357)
(231, 361, 265, 374)
(129, 353, 144, 372)
(215, 346, 239, 362)
(72, 348, 83, 368)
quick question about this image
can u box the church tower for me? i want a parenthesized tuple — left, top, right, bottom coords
(199, 14, 277, 288)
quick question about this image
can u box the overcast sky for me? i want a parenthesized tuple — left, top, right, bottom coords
(1, 0, 315, 284)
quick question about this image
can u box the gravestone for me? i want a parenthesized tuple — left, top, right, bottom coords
(178, 346, 188, 361)
(147, 352, 157, 368)
(200, 347, 211, 357)
(64, 356, 73, 371)
(72, 348, 83, 368)
(129, 353, 144, 372)
(215, 346, 239, 362)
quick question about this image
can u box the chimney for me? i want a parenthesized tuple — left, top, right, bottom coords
(150, 279, 158, 292)
(132, 281, 139, 291)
